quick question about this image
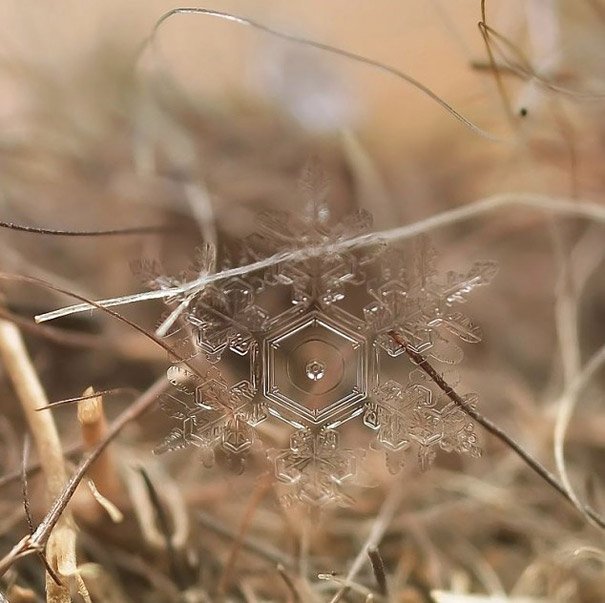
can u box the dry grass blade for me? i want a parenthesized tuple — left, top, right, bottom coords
(478, 0, 515, 124)
(137, 467, 188, 590)
(367, 547, 387, 597)
(0, 315, 77, 599)
(73, 387, 123, 524)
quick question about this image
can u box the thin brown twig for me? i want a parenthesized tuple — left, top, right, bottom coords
(0, 272, 190, 366)
(276, 564, 301, 603)
(19, 434, 60, 603)
(37, 387, 139, 411)
(197, 511, 297, 570)
(477, 22, 605, 101)
(21, 438, 62, 587)
(21, 437, 34, 535)
(387, 330, 605, 530)
(471, 17, 605, 101)
(0, 219, 170, 237)
(479, 0, 515, 125)
(470, 60, 518, 76)
(330, 483, 404, 602)
(35, 192, 605, 325)
(0, 443, 82, 491)
(138, 467, 188, 589)
(146, 7, 502, 142)
(217, 476, 273, 594)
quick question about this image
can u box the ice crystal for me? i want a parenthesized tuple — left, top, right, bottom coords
(148, 171, 496, 505)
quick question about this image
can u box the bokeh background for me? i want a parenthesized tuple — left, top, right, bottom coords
(0, 1, 604, 601)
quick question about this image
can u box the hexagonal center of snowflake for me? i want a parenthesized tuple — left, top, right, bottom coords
(265, 311, 367, 425)
(305, 360, 325, 382)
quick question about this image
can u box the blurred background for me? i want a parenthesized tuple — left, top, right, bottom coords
(0, 1, 604, 601)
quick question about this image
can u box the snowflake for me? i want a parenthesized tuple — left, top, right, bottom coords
(146, 168, 496, 505)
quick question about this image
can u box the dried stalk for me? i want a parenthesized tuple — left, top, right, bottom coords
(77, 388, 122, 506)
(36, 191, 605, 325)
(0, 316, 76, 600)
(330, 483, 404, 602)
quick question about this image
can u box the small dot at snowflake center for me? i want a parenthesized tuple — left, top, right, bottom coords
(305, 360, 326, 381)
